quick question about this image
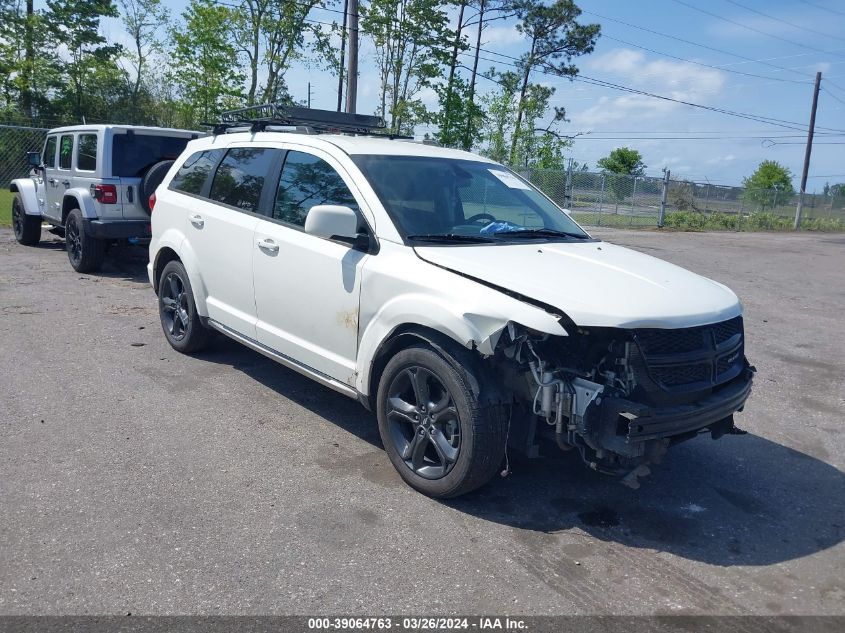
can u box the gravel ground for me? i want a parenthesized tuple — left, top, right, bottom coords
(0, 227, 843, 616)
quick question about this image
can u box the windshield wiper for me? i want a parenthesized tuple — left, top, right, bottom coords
(492, 228, 589, 240)
(407, 233, 497, 244)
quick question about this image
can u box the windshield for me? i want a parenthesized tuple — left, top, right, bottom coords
(351, 155, 591, 243)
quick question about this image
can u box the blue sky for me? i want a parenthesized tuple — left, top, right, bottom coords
(100, 0, 845, 187)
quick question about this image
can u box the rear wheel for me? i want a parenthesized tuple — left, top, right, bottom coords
(158, 260, 210, 353)
(65, 208, 105, 272)
(376, 344, 507, 498)
(11, 194, 41, 245)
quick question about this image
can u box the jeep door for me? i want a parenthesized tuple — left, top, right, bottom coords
(176, 146, 280, 339)
(252, 148, 368, 385)
(44, 133, 73, 223)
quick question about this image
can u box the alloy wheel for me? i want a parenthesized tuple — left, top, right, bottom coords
(386, 366, 461, 480)
(66, 215, 82, 266)
(12, 198, 23, 239)
(160, 272, 190, 341)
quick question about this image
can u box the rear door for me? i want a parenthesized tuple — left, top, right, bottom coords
(252, 147, 369, 384)
(175, 145, 281, 339)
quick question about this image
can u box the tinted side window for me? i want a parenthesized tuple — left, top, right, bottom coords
(209, 147, 277, 213)
(59, 134, 74, 170)
(273, 151, 358, 226)
(43, 136, 57, 168)
(170, 149, 224, 195)
(77, 134, 97, 171)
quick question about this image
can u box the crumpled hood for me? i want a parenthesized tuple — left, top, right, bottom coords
(414, 240, 742, 329)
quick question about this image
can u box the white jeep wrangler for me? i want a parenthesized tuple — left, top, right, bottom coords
(148, 106, 754, 498)
(11, 124, 199, 272)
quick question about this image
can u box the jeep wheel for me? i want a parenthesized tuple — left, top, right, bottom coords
(12, 194, 41, 245)
(158, 260, 210, 353)
(65, 209, 105, 272)
(376, 344, 507, 498)
(140, 160, 174, 213)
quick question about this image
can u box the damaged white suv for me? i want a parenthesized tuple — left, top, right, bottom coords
(148, 106, 753, 498)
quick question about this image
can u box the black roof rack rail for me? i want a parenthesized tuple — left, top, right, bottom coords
(206, 104, 411, 139)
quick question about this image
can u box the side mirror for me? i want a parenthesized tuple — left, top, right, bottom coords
(305, 205, 372, 250)
(26, 151, 41, 167)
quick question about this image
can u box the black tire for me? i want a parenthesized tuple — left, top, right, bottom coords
(65, 208, 105, 273)
(158, 260, 210, 354)
(11, 193, 41, 245)
(139, 160, 174, 213)
(376, 344, 508, 498)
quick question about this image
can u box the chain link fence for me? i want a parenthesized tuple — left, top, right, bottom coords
(521, 166, 845, 232)
(0, 124, 49, 187)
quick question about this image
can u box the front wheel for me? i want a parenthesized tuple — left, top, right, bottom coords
(12, 194, 41, 245)
(376, 344, 507, 498)
(158, 260, 210, 354)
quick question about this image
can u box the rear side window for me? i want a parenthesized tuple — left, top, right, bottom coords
(209, 147, 277, 213)
(59, 135, 74, 170)
(43, 136, 57, 168)
(170, 149, 224, 195)
(77, 134, 97, 171)
(273, 151, 358, 226)
(112, 133, 191, 177)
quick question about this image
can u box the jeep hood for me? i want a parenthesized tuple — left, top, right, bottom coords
(414, 240, 742, 329)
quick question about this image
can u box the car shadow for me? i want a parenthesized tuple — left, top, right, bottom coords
(197, 336, 845, 568)
(39, 233, 151, 284)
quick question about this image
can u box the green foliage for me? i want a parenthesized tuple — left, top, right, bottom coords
(435, 76, 483, 149)
(741, 160, 795, 211)
(170, 0, 245, 127)
(0, 189, 12, 226)
(597, 147, 645, 175)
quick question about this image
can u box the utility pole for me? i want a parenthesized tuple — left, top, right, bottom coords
(345, 0, 359, 114)
(794, 71, 822, 230)
(307, 82, 313, 108)
(336, 0, 348, 112)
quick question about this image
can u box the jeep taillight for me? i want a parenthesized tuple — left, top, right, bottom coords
(91, 184, 118, 204)
(149, 192, 156, 212)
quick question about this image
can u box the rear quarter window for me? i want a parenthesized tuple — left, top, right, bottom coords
(77, 134, 97, 171)
(169, 149, 224, 195)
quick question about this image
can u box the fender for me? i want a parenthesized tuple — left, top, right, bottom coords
(10, 178, 42, 216)
(63, 187, 98, 220)
(159, 232, 210, 317)
(354, 292, 567, 396)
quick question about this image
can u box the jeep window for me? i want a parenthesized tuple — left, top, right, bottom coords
(112, 133, 191, 177)
(352, 155, 589, 242)
(209, 147, 278, 213)
(273, 151, 358, 227)
(170, 149, 224, 196)
(58, 135, 74, 170)
(43, 136, 57, 168)
(77, 134, 97, 171)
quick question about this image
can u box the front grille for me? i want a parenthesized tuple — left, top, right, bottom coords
(632, 317, 744, 393)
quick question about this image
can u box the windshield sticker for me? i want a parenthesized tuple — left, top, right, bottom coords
(488, 169, 531, 190)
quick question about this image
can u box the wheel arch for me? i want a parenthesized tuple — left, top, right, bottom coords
(152, 235, 209, 317)
(9, 179, 41, 216)
(61, 189, 97, 223)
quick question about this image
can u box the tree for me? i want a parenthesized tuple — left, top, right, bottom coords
(507, 0, 599, 164)
(170, 0, 245, 127)
(363, 0, 451, 134)
(741, 160, 794, 211)
(118, 0, 169, 123)
(597, 147, 645, 175)
(47, 0, 123, 120)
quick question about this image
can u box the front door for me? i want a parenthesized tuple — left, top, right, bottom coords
(44, 133, 71, 223)
(252, 149, 368, 384)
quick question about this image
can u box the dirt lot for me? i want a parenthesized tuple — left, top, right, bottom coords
(1, 227, 844, 616)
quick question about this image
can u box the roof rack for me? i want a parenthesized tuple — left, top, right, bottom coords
(208, 104, 411, 138)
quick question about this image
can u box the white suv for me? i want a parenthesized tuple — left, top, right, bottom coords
(148, 106, 753, 498)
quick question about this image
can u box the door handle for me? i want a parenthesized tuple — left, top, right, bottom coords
(48, 178, 56, 186)
(189, 214, 204, 228)
(61, 180, 70, 187)
(256, 238, 279, 253)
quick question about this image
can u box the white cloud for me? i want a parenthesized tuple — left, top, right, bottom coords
(483, 25, 524, 47)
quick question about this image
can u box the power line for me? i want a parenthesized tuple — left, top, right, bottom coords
(797, 0, 845, 18)
(601, 34, 812, 85)
(581, 10, 813, 78)
(822, 86, 845, 107)
(670, 0, 845, 58)
(724, 0, 845, 44)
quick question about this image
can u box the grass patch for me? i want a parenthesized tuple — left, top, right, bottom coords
(0, 189, 12, 226)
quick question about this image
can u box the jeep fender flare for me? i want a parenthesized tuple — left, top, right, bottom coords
(10, 179, 41, 216)
(62, 188, 97, 220)
(155, 232, 210, 317)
